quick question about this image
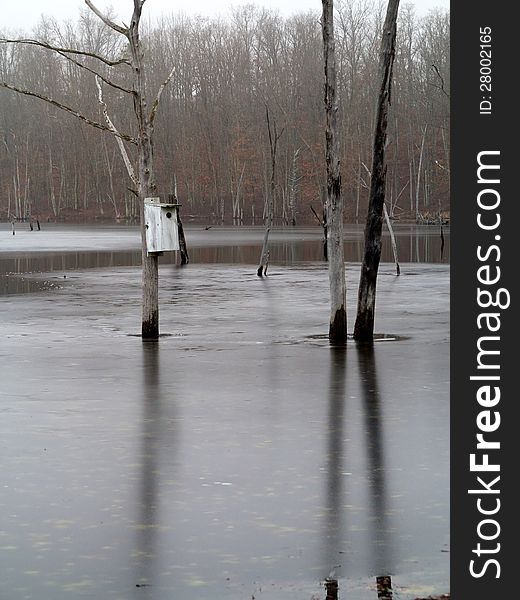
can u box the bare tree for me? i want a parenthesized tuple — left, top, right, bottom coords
(322, 0, 347, 344)
(287, 146, 301, 226)
(353, 0, 400, 342)
(1, 6, 450, 227)
(257, 103, 284, 277)
(1, 0, 175, 339)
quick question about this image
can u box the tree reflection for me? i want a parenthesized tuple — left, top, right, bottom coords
(322, 343, 396, 598)
(357, 343, 395, 587)
(133, 341, 162, 593)
(323, 346, 347, 585)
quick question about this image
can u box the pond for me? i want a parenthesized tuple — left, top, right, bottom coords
(0, 224, 449, 599)
(0, 223, 448, 294)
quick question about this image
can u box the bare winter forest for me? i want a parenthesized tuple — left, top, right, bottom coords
(0, 2, 449, 224)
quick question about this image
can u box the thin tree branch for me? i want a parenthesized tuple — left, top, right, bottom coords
(96, 77, 138, 185)
(149, 66, 175, 127)
(265, 103, 273, 155)
(84, 0, 128, 35)
(54, 49, 134, 96)
(0, 38, 130, 67)
(310, 204, 323, 226)
(430, 64, 450, 99)
(0, 80, 137, 144)
(393, 180, 409, 203)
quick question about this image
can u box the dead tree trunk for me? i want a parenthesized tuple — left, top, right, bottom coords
(288, 147, 300, 226)
(310, 204, 328, 260)
(92, 0, 174, 338)
(121, 1, 160, 339)
(383, 202, 400, 275)
(322, 0, 347, 344)
(169, 190, 189, 265)
(353, 0, 400, 342)
(1, 0, 176, 340)
(177, 216, 189, 265)
(232, 162, 245, 224)
(415, 123, 428, 222)
(257, 105, 283, 277)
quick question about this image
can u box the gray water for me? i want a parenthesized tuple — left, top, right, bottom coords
(0, 224, 448, 295)
(0, 225, 449, 599)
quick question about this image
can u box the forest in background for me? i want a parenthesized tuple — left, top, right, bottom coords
(0, 1, 449, 224)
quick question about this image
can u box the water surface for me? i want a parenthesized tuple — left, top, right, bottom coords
(0, 224, 449, 295)
(0, 225, 449, 599)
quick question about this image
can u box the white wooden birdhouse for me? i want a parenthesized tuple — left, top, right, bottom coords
(144, 197, 180, 254)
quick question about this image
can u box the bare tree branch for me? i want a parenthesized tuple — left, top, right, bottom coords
(85, 0, 128, 35)
(431, 64, 450, 99)
(0, 80, 137, 144)
(0, 38, 130, 67)
(150, 66, 175, 127)
(96, 77, 138, 185)
(310, 204, 323, 226)
(360, 160, 371, 177)
(54, 48, 135, 96)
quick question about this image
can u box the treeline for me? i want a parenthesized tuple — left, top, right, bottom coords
(0, 1, 449, 224)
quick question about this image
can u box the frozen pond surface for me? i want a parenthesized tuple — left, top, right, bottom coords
(0, 226, 449, 599)
(0, 224, 448, 296)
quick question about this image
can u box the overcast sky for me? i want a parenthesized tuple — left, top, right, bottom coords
(4, 0, 449, 31)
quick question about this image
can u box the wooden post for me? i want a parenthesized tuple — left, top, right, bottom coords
(325, 578, 339, 600)
(168, 193, 189, 265)
(353, 0, 400, 342)
(376, 575, 393, 599)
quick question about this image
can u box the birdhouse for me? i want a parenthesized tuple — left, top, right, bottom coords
(144, 197, 180, 254)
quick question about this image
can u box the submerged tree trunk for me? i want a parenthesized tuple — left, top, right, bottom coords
(322, 0, 347, 344)
(169, 190, 189, 265)
(376, 575, 393, 599)
(310, 203, 328, 261)
(288, 147, 300, 226)
(1, 0, 177, 341)
(415, 123, 428, 222)
(325, 578, 339, 600)
(125, 5, 160, 340)
(353, 0, 400, 342)
(257, 225, 271, 276)
(138, 135, 159, 339)
(177, 215, 189, 265)
(232, 162, 245, 224)
(383, 202, 400, 275)
(257, 105, 283, 277)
